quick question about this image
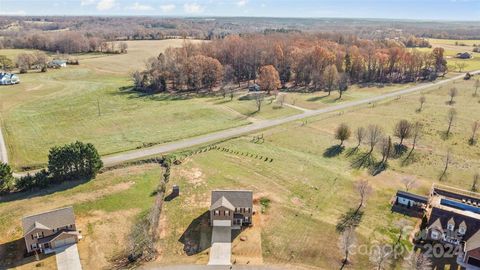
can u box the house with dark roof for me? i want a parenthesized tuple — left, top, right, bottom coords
(456, 52, 472, 59)
(210, 190, 253, 229)
(425, 185, 480, 269)
(22, 206, 80, 254)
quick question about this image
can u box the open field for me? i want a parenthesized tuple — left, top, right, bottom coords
(0, 39, 448, 171)
(151, 77, 479, 269)
(0, 40, 304, 170)
(0, 76, 478, 269)
(0, 163, 162, 269)
(423, 39, 480, 71)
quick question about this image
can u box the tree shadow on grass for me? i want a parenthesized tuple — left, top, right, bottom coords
(323, 145, 345, 158)
(306, 94, 329, 102)
(178, 211, 212, 256)
(0, 178, 90, 204)
(336, 208, 364, 233)
(392, 144, 408, 159)
(0, 238, 53, 269)
(345, 147, 359, 157)
(350, 151, 376, 170)
(370, 162, 388, 176)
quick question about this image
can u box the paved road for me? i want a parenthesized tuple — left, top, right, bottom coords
(208, 226, 232, 265)
(102, 71, 477, 167)
(55, 244, 83, 270)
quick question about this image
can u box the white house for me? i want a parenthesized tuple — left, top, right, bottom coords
(0, 72, 20, 85)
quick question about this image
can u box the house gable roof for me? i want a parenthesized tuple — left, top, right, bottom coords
(396, 190, 428, 203)
(22, 207, 75, 236)
(211, 190, 253, 209)
(210, 196, 235, 211)
(466, 229, 480, 252)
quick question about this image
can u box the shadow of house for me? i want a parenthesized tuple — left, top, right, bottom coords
(0, 238, 54, 269)
(179, 211, 212, 255)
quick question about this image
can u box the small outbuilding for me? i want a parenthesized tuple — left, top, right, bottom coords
(456, 52, 472, 59)
(48, 60, 67, 69)
(395, 190, 428, 208)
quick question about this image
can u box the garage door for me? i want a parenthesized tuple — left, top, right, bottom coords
(213, 220, 231, 227)
(54, 237, 76, 248)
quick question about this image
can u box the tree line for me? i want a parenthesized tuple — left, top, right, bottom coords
(134, 34, 448, 94)
(0, 141, 102, 194)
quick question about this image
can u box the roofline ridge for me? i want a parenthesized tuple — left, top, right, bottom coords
(22, 206, 74, 219)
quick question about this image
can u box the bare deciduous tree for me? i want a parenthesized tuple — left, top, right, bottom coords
(367, 125, 383, 154)
(254, 92, 264, 112)
(355, 179, 373, 208)
(394, 120, 412, 146)
(469, 120, 479, 145)
(369, 244, 392, 270)
(448, 87, 458, 105)
(472, 173, 479, 192)
(405, 122, 423, 161)
(338, 226, 356, 267)
(418, 95, 426, 112)
(335, 123, 351, 146)
(355, 127, 366, 148)
(439, 149, 452, 181)
(402, 177, 417, 192)
(446, 108, 457, 138)
(404, 252, 433, 270)
(474, 79, 480, 97)
(378, 136, 392, 166)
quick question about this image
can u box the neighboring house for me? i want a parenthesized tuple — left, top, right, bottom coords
(0, 72, 20, 85)
(393, 185, 480, 269)
(48, 59, 67, 68)
(22, 206, 80, 254)
(456, 52, 472, 59)
(210, 190, 253, 229)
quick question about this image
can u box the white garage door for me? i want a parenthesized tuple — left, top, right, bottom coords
(213, 220, 231, 227)
(54, 237, 76, 248)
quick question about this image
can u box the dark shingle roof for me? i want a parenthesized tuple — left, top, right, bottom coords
(211, 190, 252, 209)
(396, 190, 428, 203)
(22, 207, 75, 236)
(428, 207, 480, 240)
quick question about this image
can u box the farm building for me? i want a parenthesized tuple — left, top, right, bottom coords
(0, 72, 20, 85)
(456, 52, 472, 59)
(48, 59, 67, 68)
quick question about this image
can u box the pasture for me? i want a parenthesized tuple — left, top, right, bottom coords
(0, 74, 478, 269)
(425, 38, 480, 71)
(0, 39, 445, 171)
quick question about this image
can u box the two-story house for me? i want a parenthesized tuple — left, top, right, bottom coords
(210, 190, 253, 229)
(22, 206, 80, 254)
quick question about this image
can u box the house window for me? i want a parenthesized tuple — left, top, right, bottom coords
(459, 227, 466, 235)
(225, 210, 230, 215)
(431, 231, 440, 240)
(214, 210, 219, 216)
(447, 224, 454, 231)
(31, 243, 37, 249)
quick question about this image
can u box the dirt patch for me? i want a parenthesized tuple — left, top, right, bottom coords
(290, 197, 304, 207)
(179, 167, 205, 187)
(76, 209, 140, 270)
(26, 84, 43, 92)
